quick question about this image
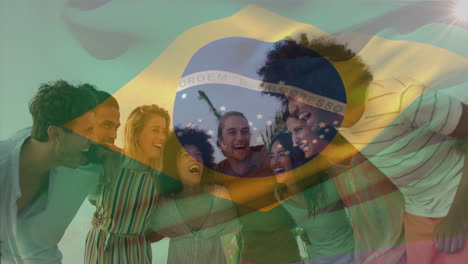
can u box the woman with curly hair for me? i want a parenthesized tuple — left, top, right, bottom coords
(84, 104, 169, 263)
(151, 127, 241, 264)
(260, 35, 406, 263)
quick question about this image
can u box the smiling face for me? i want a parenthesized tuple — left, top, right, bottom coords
(286, 96, 322, 130)
(285, 116, 314, 158)
(138, 114, 168, 162)
(218, 115, 251, 162)
(177, 145, 204, 186)
(93, 106, 120, 145)
(285, 115, 328, 159)
(269, 139, 293, 175)
(269, 136, 299, 195)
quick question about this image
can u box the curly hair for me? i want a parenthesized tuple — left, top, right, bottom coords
(97, 91, 119, 110)
(160, 127, 215, 195)
(29, 80, 98, 142)
(123, 104, 170, 167)
(258, 34, 372, 111)
(78, 83, 119, 110)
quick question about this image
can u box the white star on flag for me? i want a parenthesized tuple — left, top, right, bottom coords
(249, 121, 253, 126)
(333, 120, 339, 125)
(318, 122, 326, 128)
(312, 139, 318, 144)
(256, 113, 263, 119)
(219, 106, 227, 112)
(186, 122, 193, 128)
(181, 93, 187, 99)
(325, 128, 330, 133)
(319, 135, 325, 139)
(207, 130, 214, 136)
(266, 120, 272, 126)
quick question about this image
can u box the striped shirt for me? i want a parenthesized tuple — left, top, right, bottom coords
(340, 78, 464, 217)
(85, 166, 159, 264)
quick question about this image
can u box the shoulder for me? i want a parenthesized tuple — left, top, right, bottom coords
(250, 144, 267, 153)
(365, 78, 426, 115)
(0, 128, 30, 168)
(250, 145, 269, 162)
(214, 159, 229, 172)
(250, 145, 273, 173)
(59, 163, 104, 179)
(0, 139, 15, 164)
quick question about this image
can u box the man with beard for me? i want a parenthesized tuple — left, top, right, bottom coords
(215, 111, 301, 264)
(90, 90, 121, 150)
(0, 80, 103, 264)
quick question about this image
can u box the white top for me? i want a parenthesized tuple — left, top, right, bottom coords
(340, 79, 464, 217)
(151, 186, 241, 264)
(0, 128, 29, 263)
(0, 128, 102, 264)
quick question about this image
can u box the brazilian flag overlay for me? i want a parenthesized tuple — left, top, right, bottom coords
(173, 37, 345, 167)
(1, 1, 468, 264)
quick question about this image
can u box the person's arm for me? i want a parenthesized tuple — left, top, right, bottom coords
(150, 206, 239, 239)
(449, 103, 468, 139)
(149, 189, 241, 239)
(217, 156, 336, 212)
(147, 231, 165, 243)
(433, 140, 468, 253)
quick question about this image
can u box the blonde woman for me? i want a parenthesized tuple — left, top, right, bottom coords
(84, 104, 169, 263)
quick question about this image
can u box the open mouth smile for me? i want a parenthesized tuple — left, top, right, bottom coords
(273, 168, 286, 175)
(298, 112, 311, 121)
(188, 164, 201, 174)
(299, 142, 310, 153)
(233, 144, 247, 150)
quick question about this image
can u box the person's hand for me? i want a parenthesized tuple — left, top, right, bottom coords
(433, 215, 468, 253)
(91, 211, 100, 228)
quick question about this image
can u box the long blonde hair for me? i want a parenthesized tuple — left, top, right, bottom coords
(123, 104, 170, 170)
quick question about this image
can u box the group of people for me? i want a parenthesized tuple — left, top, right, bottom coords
(1, 33, 468, 264)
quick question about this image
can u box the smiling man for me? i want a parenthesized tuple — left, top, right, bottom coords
(0, 80, 101, 264)
(215, 111, 301, 264)
(90, 91, 120, 149)
(216, 111, 269, 177)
